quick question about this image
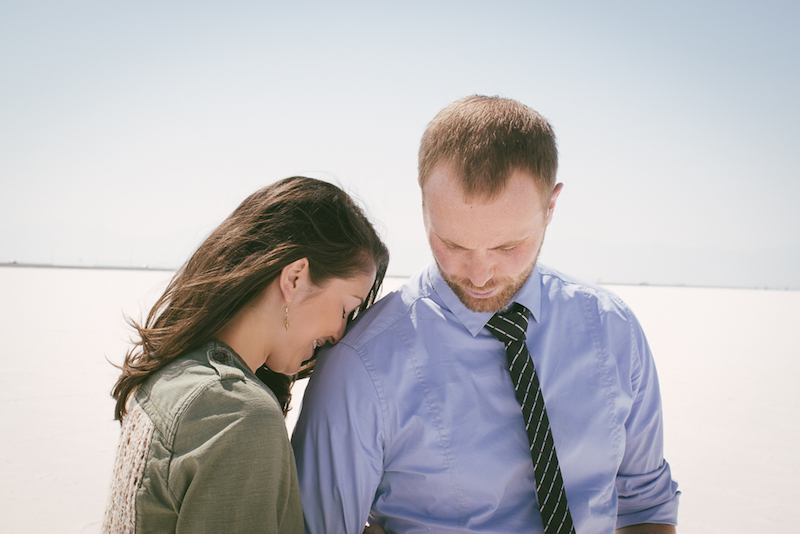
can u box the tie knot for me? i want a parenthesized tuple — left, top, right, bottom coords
(486, 302, 530, 345)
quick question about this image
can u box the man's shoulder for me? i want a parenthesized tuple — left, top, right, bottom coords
(338, 270, 438, 350)
(536, 264, 650, 363)
(537, 263, 633, 317)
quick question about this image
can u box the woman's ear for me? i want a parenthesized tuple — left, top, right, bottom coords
(279, 258, 310, 303)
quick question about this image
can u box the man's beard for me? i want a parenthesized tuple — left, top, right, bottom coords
(438, 259, 536, 313)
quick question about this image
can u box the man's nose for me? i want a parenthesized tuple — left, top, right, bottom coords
(466, 253, 494, 287)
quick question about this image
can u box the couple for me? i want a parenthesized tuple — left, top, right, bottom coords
(103, 95, 679, 534)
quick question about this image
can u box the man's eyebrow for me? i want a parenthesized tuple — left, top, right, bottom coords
(491, 239, 526, 250)
(440, 237, 466, 249)
(439, 234, 527, 250)
(436, 234, 469, 250)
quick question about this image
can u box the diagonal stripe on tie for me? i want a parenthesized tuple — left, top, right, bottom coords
(486, 302, 576, 534)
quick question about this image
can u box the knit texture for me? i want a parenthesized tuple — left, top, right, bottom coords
(102, 401, 155, 534)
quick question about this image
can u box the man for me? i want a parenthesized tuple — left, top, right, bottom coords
(292, 95, 680, 533)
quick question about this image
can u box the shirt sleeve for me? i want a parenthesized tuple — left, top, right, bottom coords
(167, 379, 304, 534)
(291, 342, 385, 534)
(615, 309, 680, 528)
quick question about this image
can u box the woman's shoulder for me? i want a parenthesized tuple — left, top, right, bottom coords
(135, 341, 285, 446)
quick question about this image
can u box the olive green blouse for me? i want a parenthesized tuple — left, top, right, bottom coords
(103, 339, 304, 534)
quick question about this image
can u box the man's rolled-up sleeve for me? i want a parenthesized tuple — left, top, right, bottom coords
(615, 312, 680, 529)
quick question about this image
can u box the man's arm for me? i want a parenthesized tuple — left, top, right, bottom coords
(614, 306, 680, 527)
(291, 343, 385, 534)
(617, 523, 676, 534)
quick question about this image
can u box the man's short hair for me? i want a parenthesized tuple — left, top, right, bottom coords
(418, 95, 558, 202)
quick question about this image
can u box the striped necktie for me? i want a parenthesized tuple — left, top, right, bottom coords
(486, 302, 576, 534)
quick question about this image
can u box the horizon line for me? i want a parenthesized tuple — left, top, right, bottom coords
(1, 261, 796, 293)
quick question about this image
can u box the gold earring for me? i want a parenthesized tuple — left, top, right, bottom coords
(284, 300, 291, 331)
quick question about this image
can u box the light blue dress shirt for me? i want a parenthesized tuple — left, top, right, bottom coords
(292, 263, 679, 533)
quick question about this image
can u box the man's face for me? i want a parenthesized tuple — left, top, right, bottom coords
(422, 165, 561, 313)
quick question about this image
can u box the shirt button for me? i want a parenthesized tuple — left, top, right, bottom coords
(212, 350, 229, 362)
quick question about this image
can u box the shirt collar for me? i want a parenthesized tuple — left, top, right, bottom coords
(427, 262, 542, 337)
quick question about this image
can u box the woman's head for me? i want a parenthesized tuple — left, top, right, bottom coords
(241, 258, 377, 375)
(174, 176, 388, 328)
(112, 176, 389, 420)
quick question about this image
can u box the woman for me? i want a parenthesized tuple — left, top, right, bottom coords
(102, 176, 389, 533)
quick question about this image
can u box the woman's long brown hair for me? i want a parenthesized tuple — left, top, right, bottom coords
(111, 176, 389, 420)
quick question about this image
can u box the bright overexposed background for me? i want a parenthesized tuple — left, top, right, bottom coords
(1, 267, 798, 533)
(1, 1, 798, 289)
(1, 2, 799, 532)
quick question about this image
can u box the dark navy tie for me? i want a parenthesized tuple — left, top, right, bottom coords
(486, 302, 576, 534)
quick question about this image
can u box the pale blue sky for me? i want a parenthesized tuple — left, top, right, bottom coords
(2, 1, 798, 288)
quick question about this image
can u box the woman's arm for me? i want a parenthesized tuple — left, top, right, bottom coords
(168, 380, 303, 534)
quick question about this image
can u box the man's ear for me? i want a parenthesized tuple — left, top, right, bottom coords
(279, 258, 310, 303)
(546, 183, 564, 225)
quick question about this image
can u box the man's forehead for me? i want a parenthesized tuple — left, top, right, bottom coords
(424, 174, 545, 214)
(426, 204, 540, 249)
(422, 163, 549, 205)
